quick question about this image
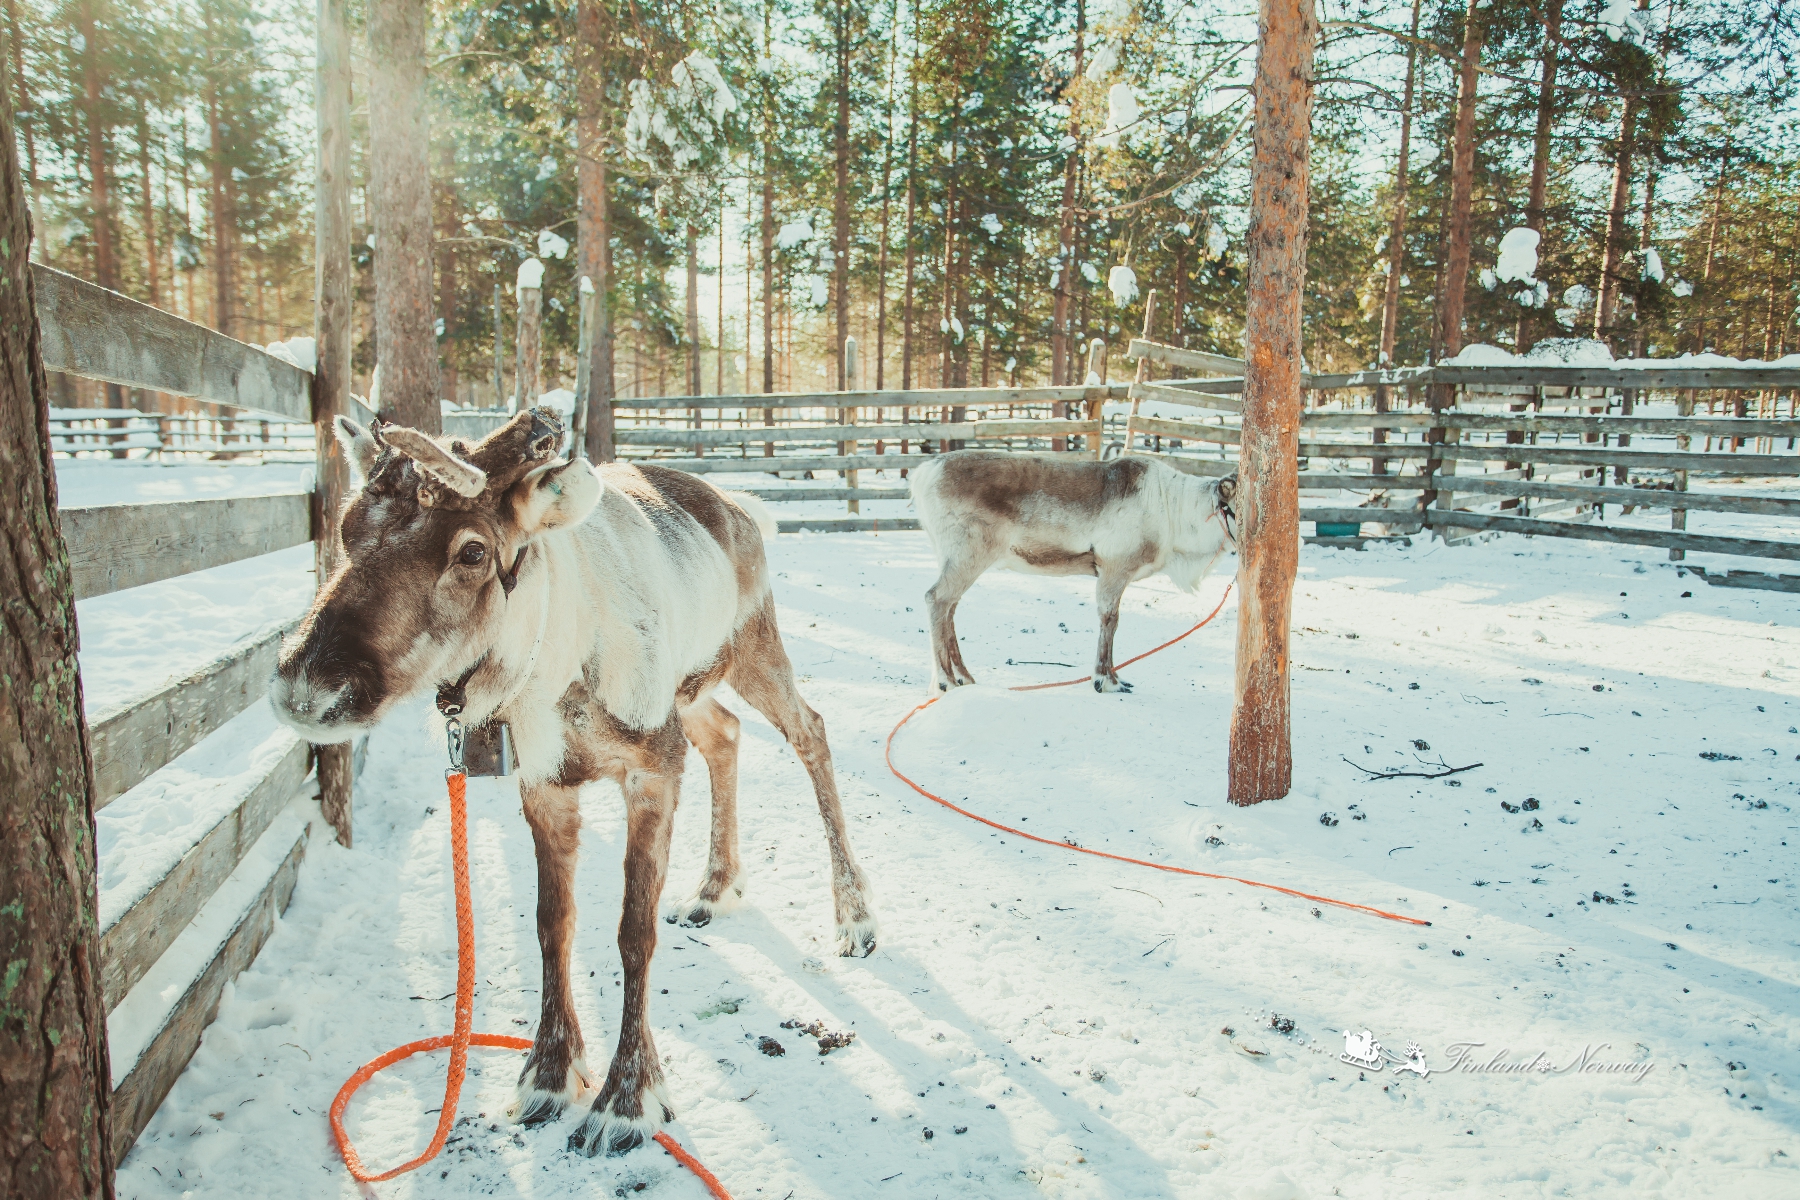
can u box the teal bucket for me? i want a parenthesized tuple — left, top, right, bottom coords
(1315, 522, 1362, 537)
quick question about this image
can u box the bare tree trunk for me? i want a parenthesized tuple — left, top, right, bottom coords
(0, 79, 116, 1199)
(137, 105, 159, 306)
(367, 0, 437, 431)
(435, 139, 458, 405)
(686, 223, 702, 397)
(1229, 0, 1315, 807)
(1594, 93, 1638, 345)
(1693, 147, 1728, 355)
(313, 0, 355, 844)
(1437, 0, 1484, 361)
(1373, 0, 1420, 477)
(577, 0, 614, 460)
(1050, 1, 1085, 386)
(205, 82, 233, 338)
(874, 0, 900, 389)
(78, 3, 114, 290)
(832, 0, 852, 390)
(1516, 0, 1561, 352)
(900, 57, 918, 391)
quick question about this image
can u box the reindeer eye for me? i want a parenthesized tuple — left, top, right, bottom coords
(458, 542, 487, 567)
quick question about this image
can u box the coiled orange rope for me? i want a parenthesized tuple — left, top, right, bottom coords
(329, 768, 734, 1197)
(886, 583, 1430, 927)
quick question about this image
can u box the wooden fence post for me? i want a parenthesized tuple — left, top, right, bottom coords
(1113, 291, 1156, 459)
(515, 259, 543, 411)
(491, 282, 504, 407)
(1671, 388, 1692, 560)
(1227, 0, 1315, 806)
(313, 0, 355, 846)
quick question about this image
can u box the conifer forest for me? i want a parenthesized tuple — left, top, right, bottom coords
(11, 0, 1800, 404)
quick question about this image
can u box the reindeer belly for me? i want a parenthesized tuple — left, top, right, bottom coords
(1006, 542, 1098, 576)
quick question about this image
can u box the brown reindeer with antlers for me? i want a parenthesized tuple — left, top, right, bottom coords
(270, 408, 877, 1156)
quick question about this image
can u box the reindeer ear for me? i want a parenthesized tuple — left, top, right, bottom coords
(513, 458, 601, 536)
(382, 426, 487, 498)
(333, 415, 381, 485)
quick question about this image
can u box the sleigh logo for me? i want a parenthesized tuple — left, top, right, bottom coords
(1340, 1030, 1431, 1078)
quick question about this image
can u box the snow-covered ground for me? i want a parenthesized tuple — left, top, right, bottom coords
(67, 462, 1797, 1198)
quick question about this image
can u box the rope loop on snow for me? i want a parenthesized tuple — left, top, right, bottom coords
(328, 759, 733, 1197)
(886, 581, 1430, 928)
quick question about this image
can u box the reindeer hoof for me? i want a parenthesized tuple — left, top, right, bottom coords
(566, 1089, 672, 1158)
(835, 914, 880, 958)
(507, 1056, 589, 1127)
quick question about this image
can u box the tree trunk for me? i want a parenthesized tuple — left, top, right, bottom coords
(367, 0, 437, 431)
(205, 82, 233, 338)
(313, 0, 355, 845)
(1693, 148, 1728, 355)
(900, 56, 918, 391)
(1050, 1, 1085, 386)
(137, 106, 159, 307)
(874, 0, 899, 389)
(761, 151, 774, 396)
(832, 0, 852, 390)
(0, 80, 116, 1197)
(1437, 0, 1483, 361)
(78, 3, 114, 291)
(1516, 0, 1561, 351)
(686, 223, 701, 397)
(1377, 0, 1419, 376)
(1228, 0, 1315, 806)
(435, 139, 459, 405)
(1593, 93, 1637, 345)
(577, 0, 614, 460)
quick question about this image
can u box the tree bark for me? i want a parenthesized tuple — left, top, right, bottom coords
(367, 0, 438, 431)
(1373, 0, 1419, 475)
(577, 0, 614, 461)
(1436, 0, 1484, 361)
(832, 0, 852, 391)
(686, 223, 702, 397)
(77, 2, 114, 291)
(435, 139, 458, 405)
(900, 54, 918, 391)
(0, 79, 116, 1197)
(515, 280, 541, 409)
(1593, 93, 1637, 345)
(1228, 0, 1315, 806)
(313, 0, 354, 845)
(1516, 0, 1561, 352)
(874, 0, 899, 389)
(1050, 0, 1085, 386)
(205, 80, 233, 338)
(136, 106, 158, 307)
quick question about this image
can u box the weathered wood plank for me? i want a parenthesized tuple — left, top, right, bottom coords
(1302, 411, 1437, 430)
(109, 820, 309, 1163)
(1305, 367, 1435, 390)
(100, 737, 309, 1011)
(1300, 441, 1433, 459)
(615, 419, 1103, 448)
(776, 516, 924, 533)
(1298, 473, 1431, 489)
(62, 493, 312, 600)
(1687, 567, 1800, 593)
(1427, 510, 1800, 559)
(91, 624, 292, 808)
(1432, 365, 1800, 389)
(1126, 338, 1247, 376)
(1131, 381, 1244, 412)
(1445, 476, 1800, 516)
(1138, 376, 1249, 397)
(611, 384, 1125, 410)
(33, 263, 313, 421)
(1439, 412, 1800, 437)
(735, 487, 913, 502)
(644, 450, 1092, 474)
(1301, 507, 1424, 531)
(1437, 444, 1800, 473)
(1132, 415, 1240, 444)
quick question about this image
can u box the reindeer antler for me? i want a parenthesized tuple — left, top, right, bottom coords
(381, 427, 488, 499)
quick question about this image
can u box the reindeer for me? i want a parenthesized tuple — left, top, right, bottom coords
(910, 451, 1236, 692)
(270, 408, 877, 1157)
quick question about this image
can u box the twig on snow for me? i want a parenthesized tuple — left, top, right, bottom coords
(1344, 756, 1483, 781)
(1112, 885, 1164, 906)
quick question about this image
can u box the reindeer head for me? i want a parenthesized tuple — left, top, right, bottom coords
(270, 407, 600, 741)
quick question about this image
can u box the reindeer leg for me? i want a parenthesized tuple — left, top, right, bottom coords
(668, 695, 744, 927)
(569, 717, 685, 1157)
(729, 602, 878, 957)
(1093, 567, 1134, 694)
(926, 549, 995, 690)
(509, 782, 590, 1125)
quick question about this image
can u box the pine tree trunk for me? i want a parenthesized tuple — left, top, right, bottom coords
(833, 0, 852, 391)
(577, 0, 614, 460)
(516, 282, 541, 408)
(900, 65, 918, 391)
(1377, 0, 1418, 375)
(761, 152, 774, 398)
(1228, 0, 1315, 806)
(1050, 2, 1085, 386)
(436, 140, 458, 405)
(78, 5, 114, 291)
(206, 85, 233, 338)
(874, 0, 899, 390)
(367, 0, 438, 431)
(137, 107, 158, 307)
(1594, 94, 1638, 345)
(1694, 148, 1728, 355)
(0, 84, 116, 1197)
(1437, 0, 1483, 361)
(1516, 0, 1561, 352)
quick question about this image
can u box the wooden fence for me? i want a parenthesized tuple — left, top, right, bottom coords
(35, 262, 348, 1162)
(48, 408, 315, 459)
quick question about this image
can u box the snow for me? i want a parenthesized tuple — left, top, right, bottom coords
(1096, 83, 1139, 148)
(980, 213, 1003, 237)
(1443, 341, 1798, 371)
(673, 51, 737, 124)
(580, 274, 596, 296)
(107, 518, 1800, 1198)
(537, 229, 570, 260)
(264, 336, 317, 373)
(1084, 39, 1120, 81)
(1644, 248, 1665, 283)
(1494, 228, 1540, 283)
(1108, 263, 1139, 306)
(1672, 278, 1694, 298)
(517, 258, 545, 292)
(776, 218, 815, 250)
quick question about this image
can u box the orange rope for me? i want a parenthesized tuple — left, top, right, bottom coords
(329, 769, 734, 1197)
(887, 584, 1430, 927)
